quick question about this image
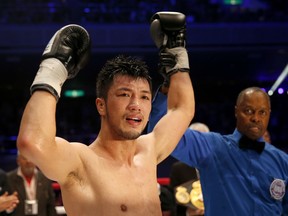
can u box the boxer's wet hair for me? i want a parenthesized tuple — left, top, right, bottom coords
(96, 55, 152, 99)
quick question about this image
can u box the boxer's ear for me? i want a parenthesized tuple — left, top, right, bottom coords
(96, 98, 106, 115)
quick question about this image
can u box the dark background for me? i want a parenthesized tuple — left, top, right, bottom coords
(0, 0, 288, 177)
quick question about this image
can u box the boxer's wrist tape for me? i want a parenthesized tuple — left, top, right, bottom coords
(30, 58, 68, 101)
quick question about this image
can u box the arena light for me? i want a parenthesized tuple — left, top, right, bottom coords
(278, 88, 284, 95)
(268, 64, 288, 95)
(64, 90, 85, 98)
(223, 0, 243, 5)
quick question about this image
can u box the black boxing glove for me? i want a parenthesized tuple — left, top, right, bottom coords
(31, 24, 91, 101)
(150, 11, 186, 49)
(150, 12, 189, 78)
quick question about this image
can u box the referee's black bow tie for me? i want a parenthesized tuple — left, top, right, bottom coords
(239, 136, 265, 154)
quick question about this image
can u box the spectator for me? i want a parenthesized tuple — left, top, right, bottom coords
(0, 169, 18, 215)
(263, 129, 271, 143)
(7, 153, 57, 216)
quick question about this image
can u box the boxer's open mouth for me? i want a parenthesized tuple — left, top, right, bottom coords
(127, 117, 142, 122)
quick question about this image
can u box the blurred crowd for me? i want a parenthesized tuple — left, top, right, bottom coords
(0, 0, 288, 24)
(0, 89, 287, 156)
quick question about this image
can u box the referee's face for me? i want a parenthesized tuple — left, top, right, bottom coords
(235, 91, 270, 140)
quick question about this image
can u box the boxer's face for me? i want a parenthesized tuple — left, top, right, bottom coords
(98, 75, 152, 140)
(235, 90, 270, 140)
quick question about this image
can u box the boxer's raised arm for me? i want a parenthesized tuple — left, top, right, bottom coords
(149, 12, 195, 163)
(17, 24, 91, 182)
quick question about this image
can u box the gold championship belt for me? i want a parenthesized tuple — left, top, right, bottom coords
(175, 180, 204, 210)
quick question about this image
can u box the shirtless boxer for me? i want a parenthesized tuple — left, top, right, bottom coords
(17, 12, 195, 216)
